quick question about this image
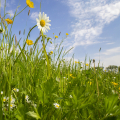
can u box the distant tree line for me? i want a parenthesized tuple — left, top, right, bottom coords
(94, 64, 120, 73)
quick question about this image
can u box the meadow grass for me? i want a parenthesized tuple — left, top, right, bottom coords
(0, 0, 120, 120)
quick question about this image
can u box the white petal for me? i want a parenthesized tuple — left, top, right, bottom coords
(46, 23, 51, 26)
(44, 14, 47, 19)
(36, 18, 39, 23)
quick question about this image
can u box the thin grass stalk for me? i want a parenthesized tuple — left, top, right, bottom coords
(0, 37, 2, 119)
(96, 63, 99, 100)
(14, 25, 37, 65)
(41, 33, 51, 80)
(54, 36, 55, 65)
(8, 58, 11, 119)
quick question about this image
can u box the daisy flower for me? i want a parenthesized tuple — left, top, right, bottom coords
(6, 103, 16, 110)
(7, 95, 15, 104)
(1, 91, 3, 95)
(36, 12, 51, 34)
(69, 95, 73, 98)
(3, 97, 7, 102)
(53, 103, 60, 109)
(13, 88, 19, 92)
(25, 95, 31, 103)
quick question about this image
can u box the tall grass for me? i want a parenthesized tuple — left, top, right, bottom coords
(0, 0, 120, 120)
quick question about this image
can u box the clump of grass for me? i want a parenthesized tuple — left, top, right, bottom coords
(0, 0, 120, 120)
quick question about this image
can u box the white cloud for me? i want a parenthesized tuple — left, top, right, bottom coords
(0, 0, 11, 8)
(5, 10, 15, 18)
(106, 42, 114, 45)
(99, 55, 120, 69)
(94, 47, 120, 56)
(61, 0, 120, 54)
(54, 0, 120, 69)
(30, 12, 39, 21)
(103, 47, 120, 55)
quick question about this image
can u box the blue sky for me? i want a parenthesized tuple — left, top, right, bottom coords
(0, 0, 120, 71)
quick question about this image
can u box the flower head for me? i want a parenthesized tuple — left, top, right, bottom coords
(66, 33, 69, 35)
(5, 18, 13, 24)
(1, 91, 3, 95)
(70, 74, 72, 77)
(53, 103, 60, 109)
(50, 51, 53, 55)
(25, 95, 31, 103)
(26, 39, 34, 45)
(69, 95, 73, 98)
(75, 61, 79, 63)
(26, 0, 34, 8)
(6, 103, 16, 110)
(13, 88, 19, 92)
(88, 81, 92, 85)
(111, 82, 118, 86)
(55, 35, 58, 38)
(3, 97, 7, 102)
(36, 12, 51, 33)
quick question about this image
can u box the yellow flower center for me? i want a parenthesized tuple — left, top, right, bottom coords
(56, 105, 59, 108)
(40, 20, 45, 27)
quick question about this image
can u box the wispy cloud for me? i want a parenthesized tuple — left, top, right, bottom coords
(61, 0, 120, 54)
(98, 55, 120, 69)
(106, 42, 114, 45)
(94, 47, 120, 56)
(30, 12, 39, 22)
(0, 0, 10, 8)
(5, 10, 15, 18)
(101, 47, 120, 55)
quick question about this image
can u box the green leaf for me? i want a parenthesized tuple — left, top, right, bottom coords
(55, 97, 64, 101)
(26, 111, 41, 119)
(104, 95, 119, 114)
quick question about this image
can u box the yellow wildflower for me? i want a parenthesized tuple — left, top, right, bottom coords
(75, 61, 79, 63)
(72, 76, 76, 79)
(26, 0, 34, 8)
(70, 74, 72, 77)
(88, 81, 92, 85)
(113, 82, 118, 86)
(86, 63, 89, 66)
(66, 33, 69, 35)
(119, 87, 120, 91)
(111, 82, 118, 86)
(5, 18, 13, 24)
(26, 39, 34, 45)
(55, 35, 58, 38)
(50, 51, 53, 54)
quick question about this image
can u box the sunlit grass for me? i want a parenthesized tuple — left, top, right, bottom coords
(0, 0, 120, 120)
